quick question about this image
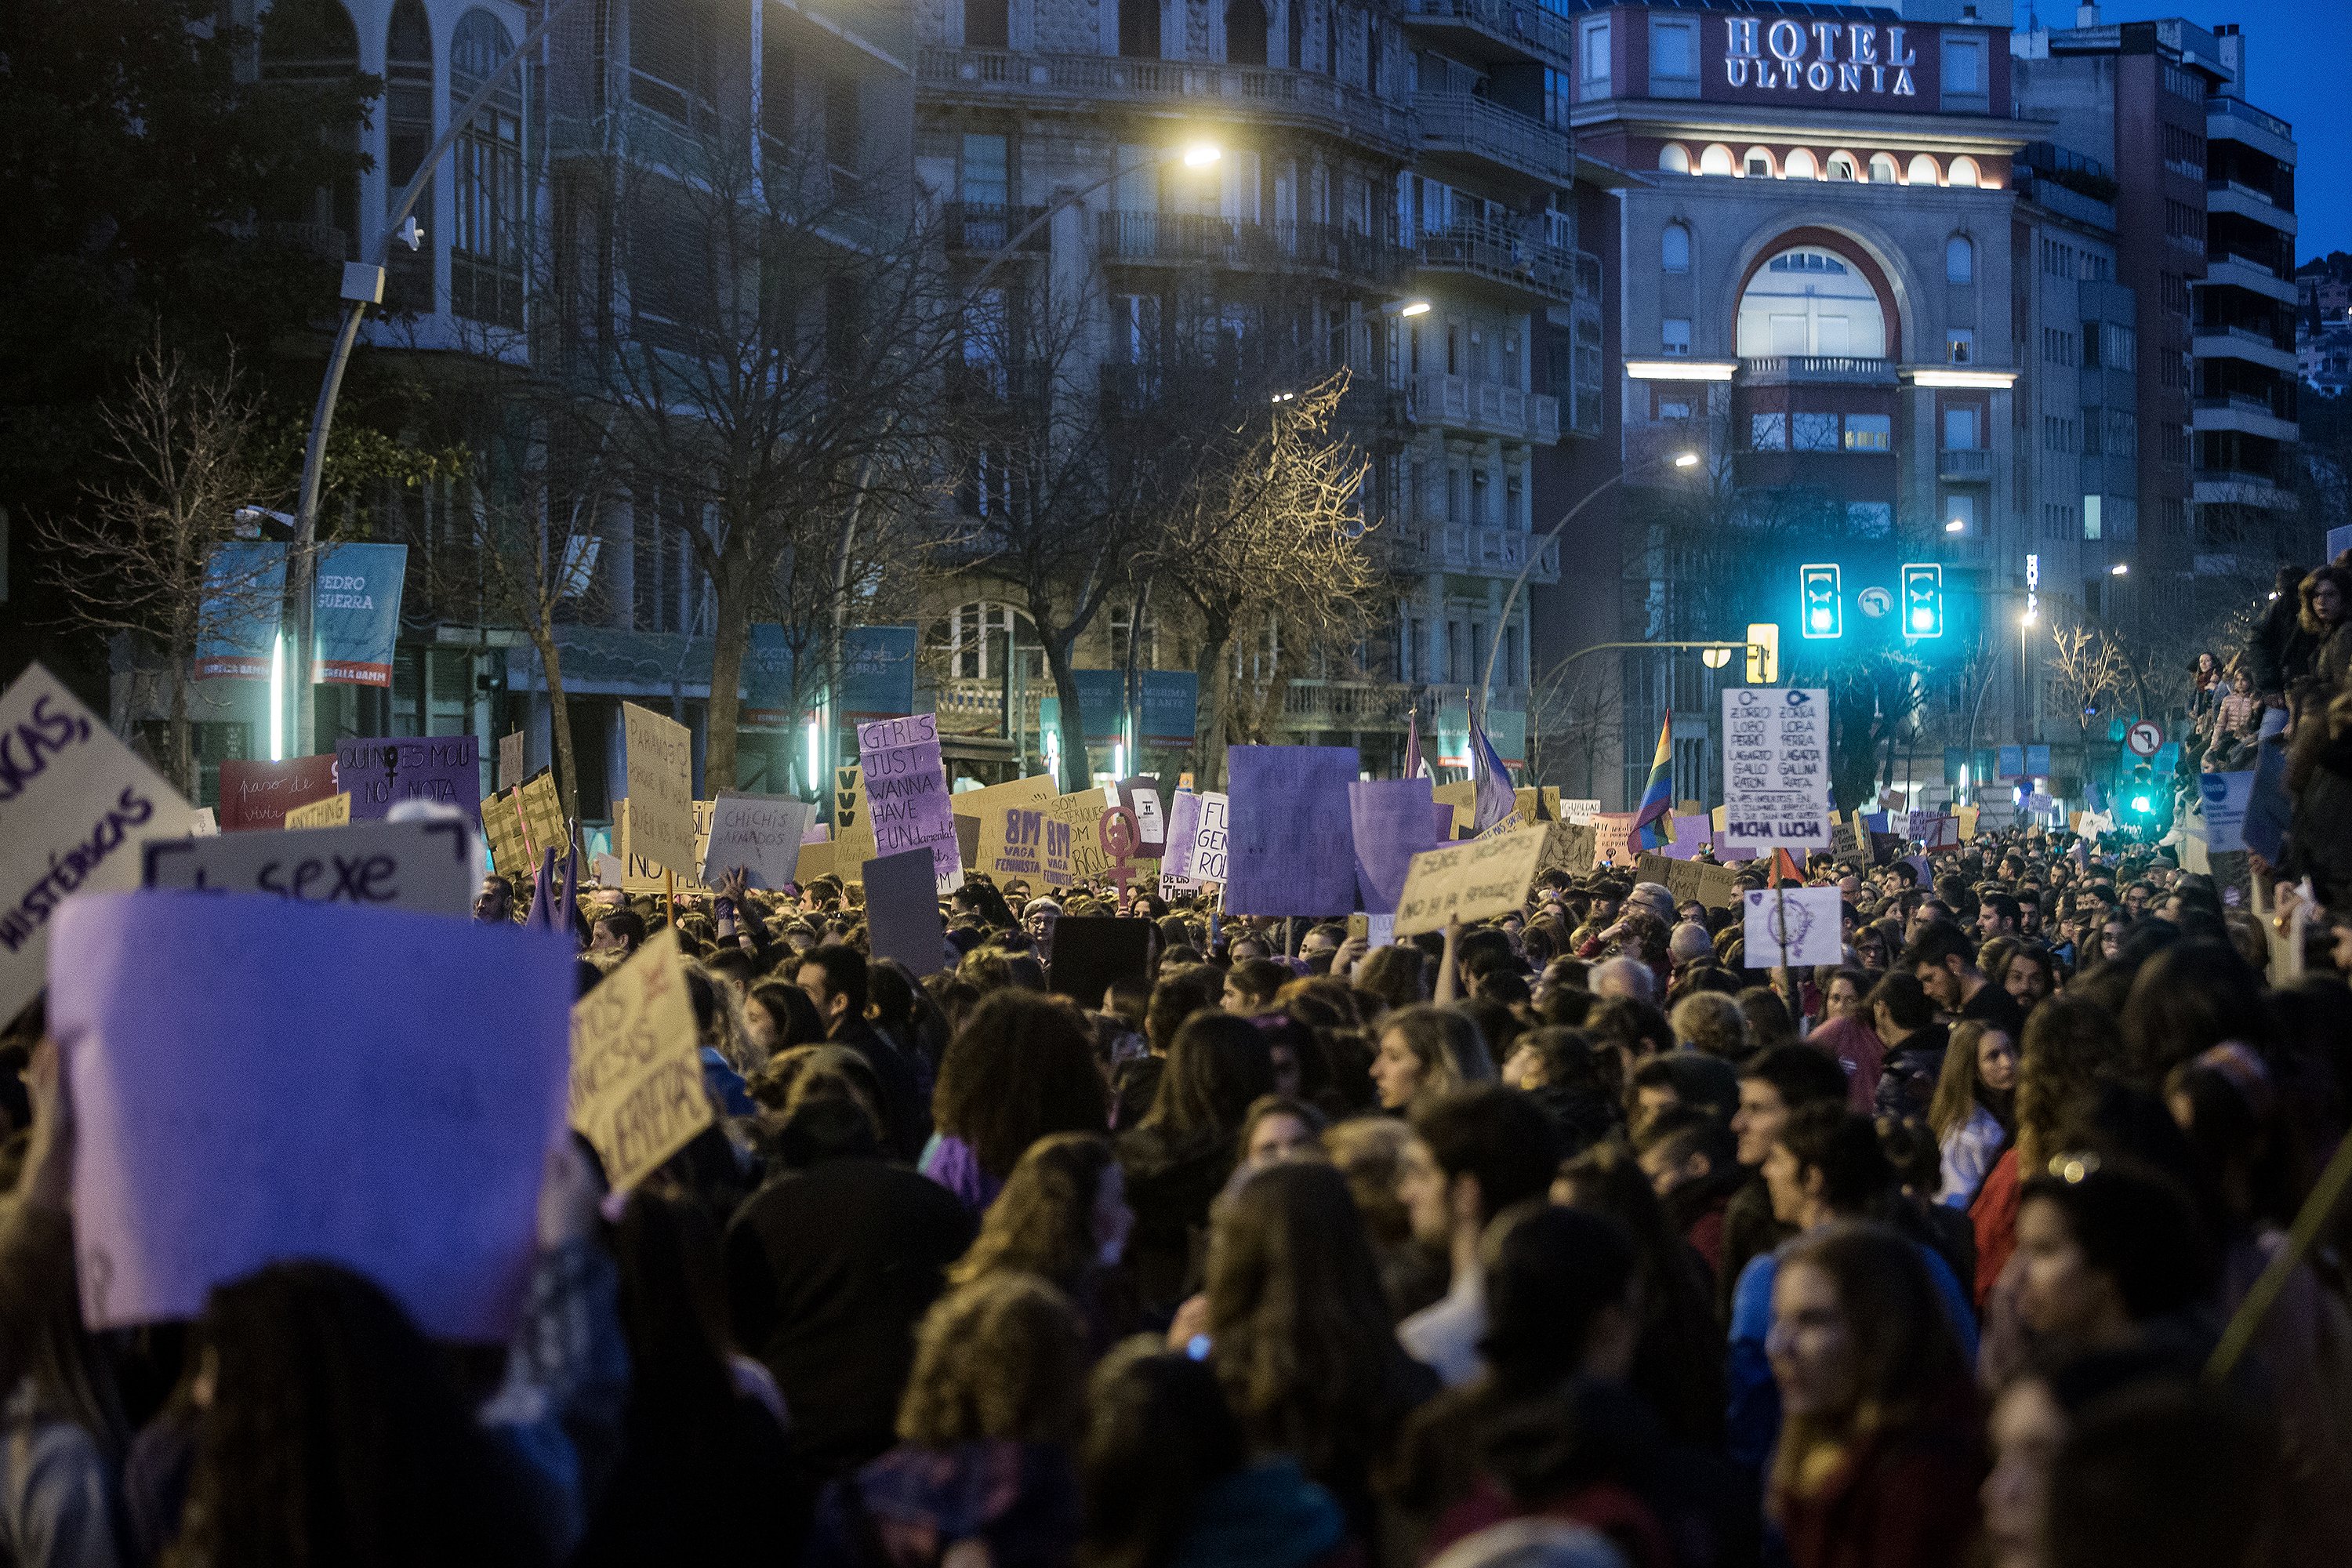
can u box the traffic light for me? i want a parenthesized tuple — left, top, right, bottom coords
(2128, 763, 2154, 817)
(1798, 564, 1842, 640)
(1746, 622, 1780, 684)
(1900, 563, 1944, 638)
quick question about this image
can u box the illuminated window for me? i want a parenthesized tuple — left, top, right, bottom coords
(1907, 153, 1941, 186)
(1738, 248, 1886, 358)
(1744, 147, 1777, 179)
(1827, 151, 1860, 182)
(1869, 152, 1900, 184)
(1700, 143, 1735, 177)
(1661, 318, 1691, 354)
(1844, 413, 1892, 451)
(1784, 147, 1820, 180)
(1948, 155, 1981, 188)
(1658, 142, 1690, 175)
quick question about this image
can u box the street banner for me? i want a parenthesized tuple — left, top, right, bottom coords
(193, 542, 289, 679)
(142, 818, 472, 916)
(1393, 827, 1548, 937)
(862, 846, 946, 977)
(336, 735, 481, 821)
(1223, 746, 1359, 916)
(281, 792, 351, 830)
(54, 888, 570, 1338)
(217, 756, 338, 831)
(310, 543, 407, 687)
(1743, 886, 1842, 967)
(620, 702, 695, 876)
(0, 664, 198, 1025)
(1722, 688, 1831, 850)
(856, 713, 962, 894)
(702, 791, 812, 887)
(1350, 778, 1438, 916)
(568, 927, 710, 1194)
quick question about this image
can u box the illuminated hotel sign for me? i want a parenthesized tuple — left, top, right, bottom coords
(1723, 19, 1921, 98)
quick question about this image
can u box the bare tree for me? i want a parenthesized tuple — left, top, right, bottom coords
(2048, 620, 2130, 748)
(38, 342, 282, 796)
(1530, 661, 1621, 797)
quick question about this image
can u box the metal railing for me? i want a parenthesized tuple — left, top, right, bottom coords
(1736, 356, 1898, 384)
(1097, 210, 1410, 283)
(1409, 372, 1559, 442)
(1393, 521, 1561, 581)
(943, 201, 1051, 255)
(1416, 218, 1584, 303)
(1938, 448, 1992, 479)
(1396, 0, 1574, 66)
(1411, 92, 1575, 186)
(2211, 251, 2281, 278)
(2209, 96, 2292, 140)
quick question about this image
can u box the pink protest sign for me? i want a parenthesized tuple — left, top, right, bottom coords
(50, 890, 573, 1341)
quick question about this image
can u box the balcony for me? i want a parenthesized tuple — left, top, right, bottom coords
(1415, 219, 1595, 307)
(935, 677, 1044, 737)
(1281, 680, 1414, 729)
(2194, 470, 2296, 510)
(918, 47, 1413, 156)
(1392, 520, 1561, 583)
(1097, 210, 1410, 286)
(2193, 325, 2297, 374)
(1735, 356, 1898, 386)
(1397, 0, 1573, 71)
(2207, 96, 2296, 163)
(942, 201, 1051, 257)
(1409, 372, 1559, 443)
(2193, 395, 2297, 443)
(1938, 447, 1991, 481)
(1411, 93, 1575, 190)
(2205, 178, 2296, 235)
(2201, 252, 2298, 304)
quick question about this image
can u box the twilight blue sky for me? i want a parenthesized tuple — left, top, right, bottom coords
(2062, 1, 2349, 262)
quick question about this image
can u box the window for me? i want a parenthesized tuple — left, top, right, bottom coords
(451, 9, 524, 328)
(1943, 37, 1984, 100)
(1661, 223, 1690, 273)
(964, 0, 1008, 49)
(1658, 142, 1690, 175)
(1119, 0, 1160, 60)
(2083, 494, 2103, 540)
(1650, 16, 1698, 95)
(1945, 494, 1976, 535)
(1751, 412, 1788, 451)
(1700, 143, 1735, 177)
(1737, 248, 1886, 359)
(1944, 406, 1980, 450)
(384, 0, 433, 311)
(1744, 148, 1776, 179)
(1948, 156, 1981, 188)
(1225, 0, 1267, 66)
(2104, 408, 2138, 457)
(960, 132, 1009, 206)
(1793, 412, 1840, 451)
(1827, 151, 1859, 181)
(1661, 318, 1692, 354)
(1844, 413, 1892, 451)
(1947, 328, 1975, 365)
(1907, 153, 1941, 187)
(1658, 397, 1693, 420)
(1579, 17, 1610, 96)
(1784, 148, 1820, 181)
(1946, 235, 1974, 285)
(1870, 152, 1900, 184)
(1108, 604, 1159, 668)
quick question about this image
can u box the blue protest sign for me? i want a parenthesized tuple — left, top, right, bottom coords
(310, 543, 407, 687)
(1349, 778, 1435, 916)
(1222, 745, 1359, 916)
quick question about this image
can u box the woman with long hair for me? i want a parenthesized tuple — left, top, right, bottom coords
(951, 1134, 1136, 1348)
(1928, 1022, 2016, 1210)
(1970, 996, 2127, 1307)
(1116, 1013, 1276, 1316)
(1368, 1004, 1494, 1112)
(1766, 1222, 1984, 1568)
(926, 991, 1111, 1214)
(745, 980, 828, 1058)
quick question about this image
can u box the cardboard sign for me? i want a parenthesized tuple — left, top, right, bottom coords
(1742, 887, 1842, 967)
(1908, 811, 1959, 851)
(515, 768, 564, 860)
(1432, 779, 1477, 835)
(856, 713, 962, 894)
(953, 815, 981, 869)
(1047, 916, 1152, 1005)
(481, 789, 532, 883)
(861, 845, 946, 978)
(1591, 812, 1639, 866)
(1534, 819, 1598, 881)
(141, 818, 474, 916)
(620, 799, 713, 895)
(1190, 791, 1231, 885)
(1393, 827, 1548, 937)
(1350, 778, 1437, 916)
(796, 840, 837, 885)
(1556, 799, 1601, 824)
(701, 791, 812, 887)
(1222, 746, 1359, 917)
(0, 663, 198, 1025)
(498, 731, 525, 792)
(188, 808, 218, 836)
(1512, 786, 1563, 822)
(283, 791, 351, 830)
(982, 800, 1073, 886)
(1045, 786, 1123, 887)
(568, 927, 712, 1193)
(217, 756, 338, 832)
(335, 735, 481, 822)
(53, 889, 572, 1339)
(1722, 688, 1831, 850)
(621, 703, 695, 876)
(1640, 852, 1741, 913)
(1160, 789, 1203, 891)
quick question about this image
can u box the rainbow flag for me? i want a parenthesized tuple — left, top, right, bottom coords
(1628, 713, 1673, 858)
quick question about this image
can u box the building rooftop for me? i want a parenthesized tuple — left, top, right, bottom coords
(1554, 0, 1901, 17)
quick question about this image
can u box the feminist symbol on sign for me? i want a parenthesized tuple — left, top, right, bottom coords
(1100, 805, 1141, 912)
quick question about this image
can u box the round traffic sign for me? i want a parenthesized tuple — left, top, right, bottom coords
(2125, 720, 2161, 758)
(1857, 586, 1893, 619)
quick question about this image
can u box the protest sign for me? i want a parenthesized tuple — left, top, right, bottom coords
(498, 731, 525, 792)
(1722, 688, 1831, 850)
(862, 846, 947, 977)
(1742, 887, 1842, 967)
(621, 703, 695, 876)
(1350, 778, 1437, 916)
(701, 791, 812, 887)
(1393, 827, 1548, 937)
(982, 800, 1073, 885)
(1512, 786, 1563, 822)
(857, 713, 962, 894)
(515, 768, 564, 859)
(0, 664, 198, 1025)
(1191, 791, 1232, 885)
(1557, 799, 1601, 824)
(336, 735, 481, 822)
(1432, 779, 1476, 837)
(1044, 787, 1121, 885)
(1690, 860, 1742, 911)
(796, 840, 837, 885)
(143, 818, 474, 916)
(2195, 771, 2253, 855)
(481, 789, 532, 883)
(54, 889, 571, 1338)
(620, 800, 712, 895)
(282, 792, 351, 830)
(1160, 789, 1202, 892)
(188, 808, 217, 836)
(833, 767, 875, 880)
(1119, 777, 1167, 853)
(954, 815, 980, 869)
(1664, 813, 1713, 860)
(1223, 746, 1359, 917)
(568, 927, 710, 1194)
(1591, 813, 1639, 866)
(1047, 917, 1152, 1006)
(1533, 820, 1598, 882)
(217, 756, 339, 831)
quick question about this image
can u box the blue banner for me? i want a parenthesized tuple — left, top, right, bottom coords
(1997, 745, 2024, 780)
(194, 543, 289, 680)
(839, 626, 916, 720)
(2024, 743, 2052, 777)
(1140, 671, 1198, 746)
(311, 543, 407, 688)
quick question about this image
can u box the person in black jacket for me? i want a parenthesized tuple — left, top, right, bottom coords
(2281, 689, 2352, 915)
(793, 945, 927, 1160)
(2246, 564, 2314, 708)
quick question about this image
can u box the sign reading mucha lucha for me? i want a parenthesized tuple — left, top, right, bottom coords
(1723, 18, 1922, 97)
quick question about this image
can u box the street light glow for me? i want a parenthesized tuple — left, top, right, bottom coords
(1945, 517, 1965, 533)
(1673, 452, 1700, 467)
(1181, 141, 1221, 168)
(2111, 563, 2129, 575)
(1399, 299, 1432, 318)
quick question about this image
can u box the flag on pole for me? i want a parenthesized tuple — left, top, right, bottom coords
(1470, 710, 1515, 832)
(1404, 708, 1431, 781)
(1630, 713, 1673, 857)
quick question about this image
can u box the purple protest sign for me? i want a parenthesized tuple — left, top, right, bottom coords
(855, 713, 961, 893)
(1222, 745, 1359, 917)
(335, 735, 482, 821)
(50, 889, 572, 1341)
(1160, 789, 1203, 891)
(1350, 778, 1436, 916)
(1664, 814, 1713, 860)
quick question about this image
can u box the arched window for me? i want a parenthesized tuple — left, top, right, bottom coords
(1657, 142, 1690, 175)
(1947, 155, 1981, 188)
(1742, 146, 1777, 179)
(1826, 151, 1860, 182)
(1661, 223, 1690, 273)
(964, 0, 1009, 48)
(1869, 152, 1900, 184)
(1225, 0, 1267, 64)
(1946, 234, 1975, 285)
(260, 0, 362, 259)
(452, 9, 524, 327)
(1737, 246, 1887, 359)
(1119, 0, 1160, 60)
(938, 602, 1038, 681)
(1699, 143, 1734, 176)
(1784, 147, 1820, 180)
(1907, 152, 1941, 187)
(384, 0, 434, 309)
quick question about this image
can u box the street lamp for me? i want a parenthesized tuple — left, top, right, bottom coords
(1700, 646, 1733, 670)
(2111, 563, 2129, 575)
(964, 138, 1221, 296)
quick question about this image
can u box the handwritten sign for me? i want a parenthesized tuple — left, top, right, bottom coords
(217, 756, 338, 831)
(188, 808, 218, 836)
(1432, 779, 1476, 837)
(1591, 812, 1639, 866)
(335, 735, 481, 822)
(1557, 799, 1601, 824)
(515, 768, 564, 860)
(855, 714, 962, 894)
(1223, 746, 1359, 916)
(53, 889, 572, 1338)
(283, 791, 351, 830)
(982, 800, 1074, 885)
(1191, 791, 1231, 885)
(498, 730, 525, 791)
(0, 664, 198, 1025)
(1742, 887, 1842, 967)
(568, 927, 712, 1193)
(621, 703, 695, 876)
(833, 766, 874, 881)
(700, 791, 812, 887)
(1722, 688, 1831, 850)
(142, 818, 473, 916)
(621, 799, 713, 895)
(1044, 786, 1120, 886)
(482, 788, 531, 883)
(1351, 778, 1437, 916)
(1393, 826, 1548, 937)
